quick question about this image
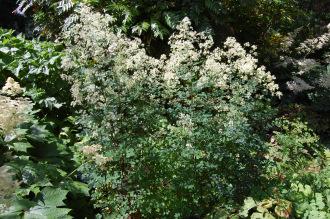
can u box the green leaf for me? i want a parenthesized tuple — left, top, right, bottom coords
(0, 47, 10, 54)
(240, 197, 257, 217)
(9, 199, 37, 212)
(61, 181, 90, 196)
(40, 187, 68, 207)
(164, 12, 183, 29)
(12, 142, 33, 152)
(132, 21, 150, 35)
(307, 209, 327, 219)
(24, 206, 71, 219)
(251, 212, 276, 219)
(0, 211, 22, 219)
(315, 193, 325, 209)
(251, 212, 263, 219)
(150, 20, 169, 39)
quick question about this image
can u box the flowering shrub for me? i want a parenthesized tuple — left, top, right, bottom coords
(60, 5, 283, 218)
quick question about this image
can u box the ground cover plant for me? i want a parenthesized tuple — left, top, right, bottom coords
(0, 0, 329, 218)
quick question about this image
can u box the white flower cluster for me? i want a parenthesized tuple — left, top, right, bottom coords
(62, 6, 281, 107)
(61, 5, 160, 106)
(163, 17, 281, 98)
(81, 144, 111, 167)
(81, 144, 102, 156)
(61, 4, 116, 64)
(0, 79, 32, 135)
(203, 37, 280, 97)
(1, 77, 23, 96)
(292, 58, 320, 75)
(61, 6, 282, 167)
(60, 7, 282, 214)
(286, 77, 314, 94)
(0, 95, 32, 135)
(278, 23, 330, 93)
(176, 113, 195, 135)
(297, 24, 330, 54)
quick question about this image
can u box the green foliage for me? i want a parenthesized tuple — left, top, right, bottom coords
(0, 92, 89, 218)
(263, 117, 326, 194)
(0, 32, 93, 217)
(78, 0, 304, 45)
(250, 118, 329, 218)
(277, 149, 330, 219)
(14, 0, 311, 56)
(266, 118, 322, 178)
(206, 118, 329, 219)
(0, 28, 70, 111)
(1, 187, 72, 219)
(238, 197, 292, 219)
(13, 0, 75, 38)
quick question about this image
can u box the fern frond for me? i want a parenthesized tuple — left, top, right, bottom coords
(150, 20, 169, 40)
(132, 21, 150, 35)
(163, 11, 184, 29)
(204, 0, 222, 14)
(57, 0, 74, 14)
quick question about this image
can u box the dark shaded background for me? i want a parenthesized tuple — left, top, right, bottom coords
(0, 0, 28, 32)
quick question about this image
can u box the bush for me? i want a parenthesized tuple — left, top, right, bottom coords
(0, 28, 70, 111)
(206, 118, 329, 219)
(0, 73, 92, 218)
(61, 5, 281, 218)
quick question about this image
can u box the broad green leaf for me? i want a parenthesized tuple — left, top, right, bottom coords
(315, 193, 325, 209)
(40, 187, 68, 207)
(307, 209, 327, 219)
(24, 206, 71, 219)
(274, 199, 292, 218)
(250, 212, 263, 219)
(251, 212, 276, 219)
(240, 197, 257, 217)
(0, 211, 22, 219)
(0, 47, 10, 54)
(9, 199, 36, 212)
(12, 142, 33, 152)
(61, 181, 90, 196)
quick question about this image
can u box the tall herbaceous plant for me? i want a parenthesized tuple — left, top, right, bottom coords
(61, 5, 281, 218)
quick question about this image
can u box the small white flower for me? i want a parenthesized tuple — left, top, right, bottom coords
(1, 77, 23, 96)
